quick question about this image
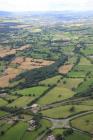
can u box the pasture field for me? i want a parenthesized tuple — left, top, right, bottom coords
(0, 61, 7, 76)
(65, 131, 91, 140)
(76, 78, 93, 95)
(37, 87, 74, 105)
(71, 113, 93, 133)
(62, 45, 75, 54)
(58, 78, 83, 89)
(81, 48, 93, 55)
(15, 86, 48, 96)
(78, 57, 91, 65)
(80, 99, 93, 106)
(41, 105, 93, 118)
(4, 94, 18, 101)
(0, 111, 8, 117)
(39, 75, 62, 86)
(0, 122, 28, 140)
(66, 55, 78, 64)
(74, 65, 93, 73)
(0, 98, 8, 106)
(52, 129, 91, 140)
(7, 96, 32, 108)
(23, 119, 52, 140)
(0, 123, 12, 134)
(68, 71, 86, 78)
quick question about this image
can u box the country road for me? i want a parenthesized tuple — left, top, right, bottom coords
(43, 110, 93, 129)
(41, 96, 92, 110)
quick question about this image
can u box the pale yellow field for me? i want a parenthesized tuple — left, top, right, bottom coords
(0, 45, 30, 58)
(0, 57, 54, 87)
(58, 64, 73, 74)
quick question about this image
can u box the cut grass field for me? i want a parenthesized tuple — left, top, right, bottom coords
(15, 86, 48, 96)
(37, 87, 74, 105)
(39, 75, 62, 86)
(0, 122, 28, 140)
(41, 105, 93, 118)
(7, 96, 32, 108)
(71, 113, 93, 133)
(0, 98, 8, 106)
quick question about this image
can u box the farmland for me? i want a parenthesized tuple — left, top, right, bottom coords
(37, 86, 74, 105)
(41, 105, 93, 118)
(0, 11, 93, 140)
(71, 113, 93, 133)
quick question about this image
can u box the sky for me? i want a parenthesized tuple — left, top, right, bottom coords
(0, 0, 93, 12)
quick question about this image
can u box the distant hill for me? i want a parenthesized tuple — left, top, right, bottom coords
(0, 11, 13, 17)
(0, 10, 93, 20)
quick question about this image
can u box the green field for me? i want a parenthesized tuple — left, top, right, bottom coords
(41, 105, 93, 118)
(52, 129, 91, 140)
(23, 119, 52, 140)
(58, 78, 83, 89)
(79, 57, 91, 65)
(68, 71, 86, 78)
(0, 111, 8, 117)
(76, 78, 93, 95)
(7, 96, 32, 108)
(39, 75, 62, 86)
(0, 98, 8, 106)
(0, 122, 28, 140)
(4, 95, 18, 100)
(38, 87, 74, 105)
(81, 48, 93, 55)
(65, 131, 91, 140)
(80, 99, 93, 106)
(15, 86, 48, 96)
(71, 113, 93, 133)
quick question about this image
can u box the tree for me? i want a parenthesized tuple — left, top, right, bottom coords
(63, 128, 73, 136)
(0, 131, 5, 136)
(56, 134, 64, 140)
(69, 106, 75, 112)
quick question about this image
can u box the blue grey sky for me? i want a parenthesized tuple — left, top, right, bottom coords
(0, 0, 93, 11)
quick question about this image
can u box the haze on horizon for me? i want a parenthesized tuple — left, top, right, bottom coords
(0, 0, 93, 12)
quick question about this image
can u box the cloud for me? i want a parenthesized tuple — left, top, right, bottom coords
(0, 0, 93, 11)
